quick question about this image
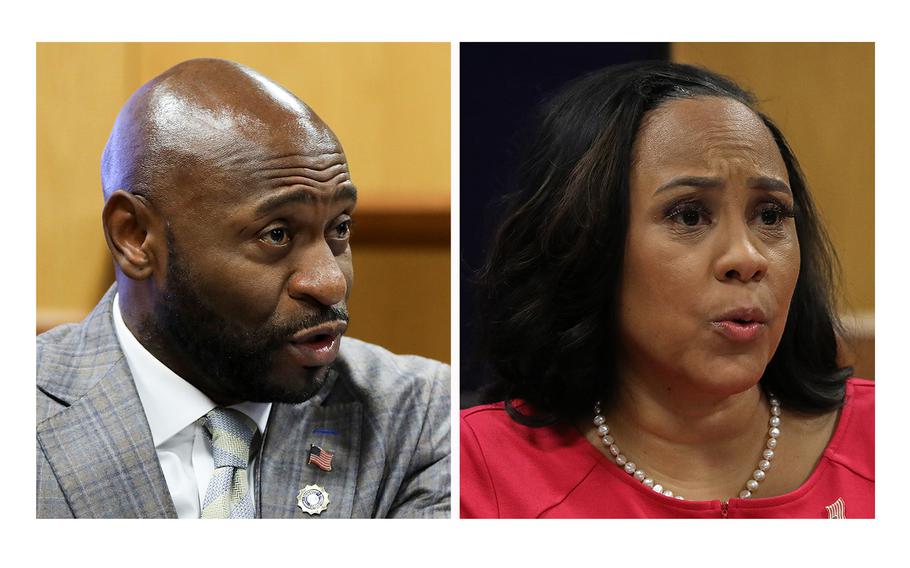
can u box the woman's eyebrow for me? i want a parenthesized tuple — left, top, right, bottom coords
(653, 176, 723, 196)
(747, 176, 792, 194)
(653, 175, 791, 196)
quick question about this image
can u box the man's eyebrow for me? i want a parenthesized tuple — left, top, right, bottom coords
(253, 184, 358, 217)
(653, 175, 792, 196)
(338, 184, 358, 203)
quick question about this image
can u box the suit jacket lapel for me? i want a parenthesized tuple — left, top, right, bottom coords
(37, 287, 176, 519)
(258, 370, 364, 518)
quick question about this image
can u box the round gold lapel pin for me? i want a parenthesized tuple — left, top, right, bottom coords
(297, 484, 330, 516)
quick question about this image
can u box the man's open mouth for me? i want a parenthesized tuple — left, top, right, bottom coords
(286, 321, 348, 366)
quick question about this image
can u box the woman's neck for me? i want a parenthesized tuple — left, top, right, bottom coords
(612, 371, 768, 445)
(584, 370, 775, 501)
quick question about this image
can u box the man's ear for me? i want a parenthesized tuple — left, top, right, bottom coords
(102, 190, 165, 281)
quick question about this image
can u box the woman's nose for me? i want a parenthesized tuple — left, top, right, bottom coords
(714, 221, 769, 283)
(287, 243, 349, 307)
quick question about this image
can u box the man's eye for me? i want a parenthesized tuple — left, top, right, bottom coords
(335, 220, 352, 238)
(330, 219, 353, 240)
(261, 227, 290, 246)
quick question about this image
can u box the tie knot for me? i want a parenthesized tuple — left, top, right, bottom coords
(202, 408, 258, 470)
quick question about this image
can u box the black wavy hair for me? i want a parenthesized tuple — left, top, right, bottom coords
(475, 61, 851, 423)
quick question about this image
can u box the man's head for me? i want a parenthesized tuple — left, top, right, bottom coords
(101, 59, 356, 404)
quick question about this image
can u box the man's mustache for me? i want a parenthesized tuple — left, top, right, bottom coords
(275, 305, 350, 341)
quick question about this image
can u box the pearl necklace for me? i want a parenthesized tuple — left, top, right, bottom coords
(592, 394, 781, 500)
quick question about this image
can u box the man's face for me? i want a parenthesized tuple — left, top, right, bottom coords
(146, 126, 356, 404)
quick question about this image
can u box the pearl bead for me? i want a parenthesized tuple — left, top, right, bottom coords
(767, 438, 777, 449)
(597, 424, 610, 436)
(624, 462, 636, 474)
(634, 470, 646, 481)
(771, 405, 781, 416)
(753, 470, 766, 482)
(770, 397, 780, 406)
(652, 484, 664, 493)
(616, 455, 627, 466)
(739, 490, 752, 499)
(609, 444, 620, 456)
(769, 416, 781, 427)
(662, 489, 673, 497)
(746, 479, 759, 491)
(769, 427, 780, 438)
(602, 435, 614, 445)
(593, 415, 605, 426)
(758, 459, 771, 471)
(643, 478, 654, 488)
(762, 449, 774, 460)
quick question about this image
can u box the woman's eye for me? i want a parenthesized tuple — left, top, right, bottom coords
(261, 227, 290, 246)
(668, 204, 709, 227)
(760, 208, 780, 225)
(755, 202, 795, 227)
(680, 209, 701, 226)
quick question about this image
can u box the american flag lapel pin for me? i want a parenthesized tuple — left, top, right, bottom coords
(307, 444, 334, 472)
(825, 497, 846, 519)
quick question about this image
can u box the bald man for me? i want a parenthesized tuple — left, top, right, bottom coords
(36, 59, 450, 518)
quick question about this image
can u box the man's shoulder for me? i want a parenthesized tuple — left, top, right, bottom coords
(337, 336, 449, 376)
(37, 288, 122, 420)
(37, 318, 102, 360)
(334, 336, 450, 405)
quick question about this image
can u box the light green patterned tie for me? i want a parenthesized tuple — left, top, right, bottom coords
(200, 408, 258, 519)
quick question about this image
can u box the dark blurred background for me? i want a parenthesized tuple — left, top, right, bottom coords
(460, 43, 670, 404)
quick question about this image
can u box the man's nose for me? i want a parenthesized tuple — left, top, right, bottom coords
(713, 220, 769, 283)
(287, 243, 348, 307)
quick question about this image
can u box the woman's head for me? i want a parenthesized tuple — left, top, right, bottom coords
(620, 94, 801, 404)
(477, 61, 848, 420)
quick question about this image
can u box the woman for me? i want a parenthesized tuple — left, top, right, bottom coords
(460, 62, 873, 518)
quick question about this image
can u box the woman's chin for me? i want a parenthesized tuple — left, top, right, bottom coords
(690, 359, 767, 398)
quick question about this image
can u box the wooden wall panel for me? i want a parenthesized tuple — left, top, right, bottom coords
(37, 43, 130, 315)
(348, 244, 450, 363)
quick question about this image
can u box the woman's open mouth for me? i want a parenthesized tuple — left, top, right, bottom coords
(711, 307, 768, 342)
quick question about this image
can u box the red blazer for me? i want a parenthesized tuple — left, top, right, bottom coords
(461, 378, 874, 518)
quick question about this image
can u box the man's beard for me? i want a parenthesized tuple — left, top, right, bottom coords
(145, 235, 349, 403)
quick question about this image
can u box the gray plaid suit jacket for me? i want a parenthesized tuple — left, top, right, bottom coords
(36, 286, 450, 518)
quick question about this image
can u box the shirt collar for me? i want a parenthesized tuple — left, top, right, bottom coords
(112, 293, 271, 446)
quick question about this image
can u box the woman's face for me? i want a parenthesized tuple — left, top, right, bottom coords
(618, 96, 800, 399)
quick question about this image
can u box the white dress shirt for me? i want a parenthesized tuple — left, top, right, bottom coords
(112, 294, 271, 519)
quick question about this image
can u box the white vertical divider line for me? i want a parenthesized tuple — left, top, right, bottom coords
(449, 40, 461, 521)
